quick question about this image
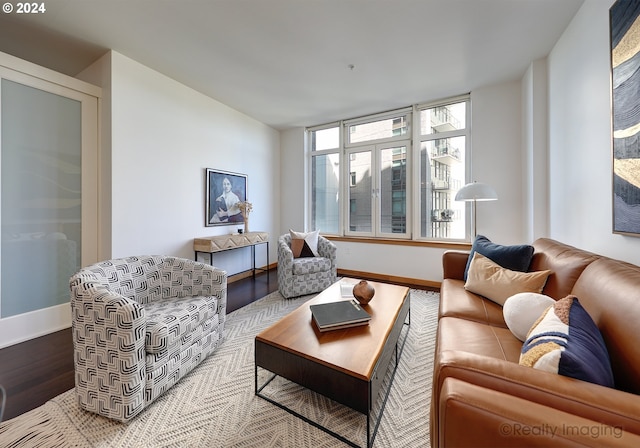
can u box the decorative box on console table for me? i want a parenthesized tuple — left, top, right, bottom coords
(194, 232, 269, 278)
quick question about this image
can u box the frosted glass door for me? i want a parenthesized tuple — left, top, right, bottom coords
(1, 79, 82, 317)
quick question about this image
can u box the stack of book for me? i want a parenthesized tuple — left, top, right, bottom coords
(310, 299, 371, 332)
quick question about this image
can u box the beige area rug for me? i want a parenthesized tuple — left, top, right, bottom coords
(0, 289, 439, 448)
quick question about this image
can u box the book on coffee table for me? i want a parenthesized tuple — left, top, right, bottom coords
(310, 299, 371, 332)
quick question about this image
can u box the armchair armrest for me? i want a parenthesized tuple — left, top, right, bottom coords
(443, 250, 470, 280)
(318, 236, 337, 281)
(277, 236, 295, 274)
(318, 236, 337, 263)
(70, 273, 147, 421)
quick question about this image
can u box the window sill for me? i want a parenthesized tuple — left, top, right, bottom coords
(324, 235, 471, 251)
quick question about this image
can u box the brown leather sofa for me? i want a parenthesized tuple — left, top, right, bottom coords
(431, 238, 640, 447)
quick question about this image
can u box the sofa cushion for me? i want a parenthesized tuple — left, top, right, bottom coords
(145, 296, 217, 354)
(520, 295, 614, 388)
(437, 316, 523, 362)
(292, 256, 331, 275)
(503, 292, 555, 341)
(464, 235, 535, 280)
(145, 314, 220, 373)
(464, 253, 551, 306)
(439, 279, 507, 327)
(289, 229, 319, 258)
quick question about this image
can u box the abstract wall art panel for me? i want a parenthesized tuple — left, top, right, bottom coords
(611, 0, 640, 235)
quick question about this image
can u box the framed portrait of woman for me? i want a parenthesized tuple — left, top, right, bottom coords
(205, 168, 247, 226)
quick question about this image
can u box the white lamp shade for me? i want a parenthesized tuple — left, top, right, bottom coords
(455, 182, 498, 202)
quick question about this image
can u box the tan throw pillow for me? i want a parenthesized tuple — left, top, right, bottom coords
(464, 253, 551, 306)
(289, 229, 320, 258)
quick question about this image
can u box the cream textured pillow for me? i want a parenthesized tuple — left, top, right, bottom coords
(503, 292, 555, 341)
(289, 229, 320, 258)
(464, 253, 551, 306)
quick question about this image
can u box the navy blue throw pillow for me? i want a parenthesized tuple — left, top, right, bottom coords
(520, 296, 615, 388)
(464, 235, 535, 280)
(559, 298, 615, 387)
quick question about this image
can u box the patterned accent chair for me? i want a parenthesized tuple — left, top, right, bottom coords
(70, 256, 227, 422)
(277, 234, 337, 299)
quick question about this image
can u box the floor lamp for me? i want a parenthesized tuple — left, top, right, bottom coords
(454, 182, 498, 237)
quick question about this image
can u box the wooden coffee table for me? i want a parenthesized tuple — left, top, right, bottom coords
(254, 279, 410, 448)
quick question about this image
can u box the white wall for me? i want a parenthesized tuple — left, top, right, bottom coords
(280, 127, 306, 234)
(77, 52, 112, 261)
(471, 80, 525, 244)
(72, 0, 640, 289)
(246, 0, 640, 283)
(548, 0, 640, 265)
(522, 58, 550, 242)
(83, 51, 280, 274)
(280, 80, 525, 283)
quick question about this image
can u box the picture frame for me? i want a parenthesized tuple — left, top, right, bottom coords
(205, 168, 247, 227)
(611, 0, 640, 235)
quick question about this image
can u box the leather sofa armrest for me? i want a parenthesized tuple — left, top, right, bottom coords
(438, 377, 640, 448)
(433, 350, 640, 436)
(442, 250, 470, 280)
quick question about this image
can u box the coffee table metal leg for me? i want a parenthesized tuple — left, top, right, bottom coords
(254, 316, 411, 448)
(367, 413, 371, 448)
(255, 364, 277, 395)
(255, 368, 364, 448)
(367, 317, 410, 447)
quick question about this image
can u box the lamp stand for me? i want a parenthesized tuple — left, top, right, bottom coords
(472, 198, 477, 237)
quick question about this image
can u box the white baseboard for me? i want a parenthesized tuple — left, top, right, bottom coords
(0, 303, 71, 349)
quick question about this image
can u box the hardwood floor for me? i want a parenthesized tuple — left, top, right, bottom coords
(0, 269, 278, 422)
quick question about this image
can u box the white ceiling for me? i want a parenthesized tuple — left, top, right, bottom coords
(0, 0, 584, 130)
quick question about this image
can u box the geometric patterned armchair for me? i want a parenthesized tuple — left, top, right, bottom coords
(277, 234, 337, 299)
(69, 256, 227, 422)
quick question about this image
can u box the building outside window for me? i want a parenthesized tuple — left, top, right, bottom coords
(344, 110, 410, 238)
(310, 125, 340, 234)
(308, 95, 469, 241)
(418, 99, 468, 239)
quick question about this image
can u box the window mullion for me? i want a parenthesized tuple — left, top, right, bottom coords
(376, 141, 410, 239)
(345, 146, 375, 237)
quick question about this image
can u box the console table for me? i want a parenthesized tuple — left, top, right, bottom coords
(194, 232, 269, 278)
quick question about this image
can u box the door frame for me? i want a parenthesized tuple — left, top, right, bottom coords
(0, 51, 101, 348)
